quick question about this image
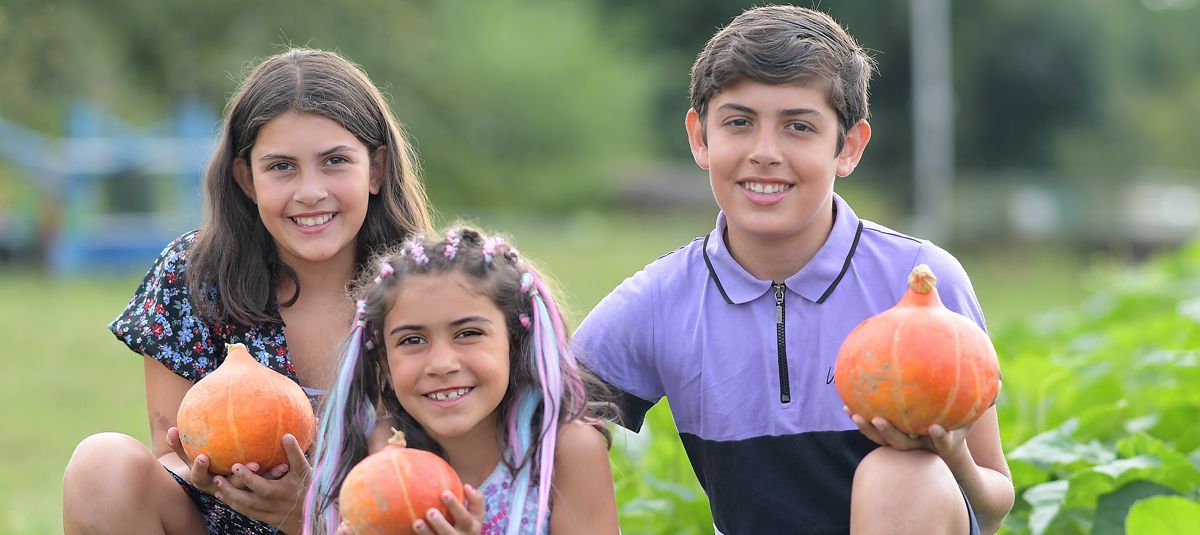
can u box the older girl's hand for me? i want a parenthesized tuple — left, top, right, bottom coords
(413, 485, 484, 535)
(166, 426, 222, 494)
(208, 434, 312, 533)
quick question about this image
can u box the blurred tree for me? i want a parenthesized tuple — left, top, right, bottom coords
(2, 0, 1199, 213)
(0, 0, 663, 212)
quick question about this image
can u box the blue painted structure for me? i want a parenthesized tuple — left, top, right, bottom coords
(0, 100, 215, 275)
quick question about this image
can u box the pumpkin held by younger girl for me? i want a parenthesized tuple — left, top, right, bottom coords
(338, 430, 465, 535)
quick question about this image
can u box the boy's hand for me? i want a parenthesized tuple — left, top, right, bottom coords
(412, 485, 484, 535)
(843, 406, 974, 467)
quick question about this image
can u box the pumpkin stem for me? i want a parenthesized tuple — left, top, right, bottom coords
(225, 342, 247, 353)
(908, 264, 938, 294)
(387, 428, 408, 448)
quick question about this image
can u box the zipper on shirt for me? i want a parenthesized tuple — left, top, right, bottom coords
(774, 282, 791, 404)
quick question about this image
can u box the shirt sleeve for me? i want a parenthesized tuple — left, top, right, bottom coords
(913, 241, 988, 332)
(107, 232, 222, 382)
(573, 268, 665, 432)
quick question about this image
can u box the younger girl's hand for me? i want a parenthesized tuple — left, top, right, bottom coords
(413, 484, 484, 535)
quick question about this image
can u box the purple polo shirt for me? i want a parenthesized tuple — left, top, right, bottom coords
(574, 193, 986, 534)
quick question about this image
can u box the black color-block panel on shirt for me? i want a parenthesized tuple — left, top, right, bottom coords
(680, 430, 879, 535)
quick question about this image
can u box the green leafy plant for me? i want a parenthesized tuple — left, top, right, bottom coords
(995, 239, 1200, 534)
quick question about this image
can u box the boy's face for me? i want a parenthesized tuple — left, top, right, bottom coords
(686, 79, 869, 248)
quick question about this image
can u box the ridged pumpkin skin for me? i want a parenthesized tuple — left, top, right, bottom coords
(339, 432, 465, 535)
(834, 265, 1000, 436)
(176, 343, 316, 475)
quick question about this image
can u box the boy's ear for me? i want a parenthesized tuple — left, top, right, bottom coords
(369, 147, 387, 195)
(232, 158, 256, 203)
(684, 108, 710, 170)
(836, 120, 872, 178)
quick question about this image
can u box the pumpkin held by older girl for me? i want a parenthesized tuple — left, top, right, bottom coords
(175, 343, 316, 475)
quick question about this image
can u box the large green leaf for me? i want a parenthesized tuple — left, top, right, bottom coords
(1091, 481, 1177, 535)
(1124, 496, 1200, 534)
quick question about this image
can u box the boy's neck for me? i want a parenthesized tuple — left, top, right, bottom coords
(724, 204, 835, 283)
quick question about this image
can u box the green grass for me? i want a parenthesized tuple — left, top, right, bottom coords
(0, 270, 148, 534)
(0, 211, 1094, 534)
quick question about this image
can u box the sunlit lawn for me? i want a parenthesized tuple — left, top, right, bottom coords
(0, 210, 1094, 534)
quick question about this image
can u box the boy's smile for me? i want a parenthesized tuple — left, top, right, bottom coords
(686, 79, 870, 279)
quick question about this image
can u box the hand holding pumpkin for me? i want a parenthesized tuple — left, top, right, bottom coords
(210, 433, 312, 531)
(166, 425, 220, 494)
(844, 407, 975, 467)
(411, 485, 485, 535)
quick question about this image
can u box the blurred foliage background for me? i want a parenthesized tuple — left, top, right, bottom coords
(1, 0, 1199, 533)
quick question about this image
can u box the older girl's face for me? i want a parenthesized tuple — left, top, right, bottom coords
(233, 110, 383, 271)
(382, 272, 511, 446)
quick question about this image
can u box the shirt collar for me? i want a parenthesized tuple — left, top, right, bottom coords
(702, 192, 864, 305)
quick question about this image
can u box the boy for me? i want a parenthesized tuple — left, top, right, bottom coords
(574, 6, 1014, 534)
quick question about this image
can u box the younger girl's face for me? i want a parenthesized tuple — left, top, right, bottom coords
(382, 271, 511, 445)
(233, 110, 383, 271)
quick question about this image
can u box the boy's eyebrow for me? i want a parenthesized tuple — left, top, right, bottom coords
(780, 107, 822, 117)
(388, 316, 493, 336)
(716, 103, 758, 115)
(257, 145, 359, 161)
(715, 104, 823, 117)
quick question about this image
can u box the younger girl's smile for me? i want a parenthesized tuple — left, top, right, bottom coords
(424, 386, 476, 405)
(383, 272, 511, 444)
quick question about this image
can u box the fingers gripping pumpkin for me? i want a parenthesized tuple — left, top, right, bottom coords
(176, 343, 317, 475)
(834, 264, 1001, 436)
(338, 430, 465, 535)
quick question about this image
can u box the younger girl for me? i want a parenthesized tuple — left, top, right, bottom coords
(305, 228, 620, 535)
(63, 48, 433, 534)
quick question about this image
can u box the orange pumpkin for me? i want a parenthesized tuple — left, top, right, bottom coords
(339, 430, 465, 535)
(176, 343, 316, 475)
(834, 264, 1000, 436)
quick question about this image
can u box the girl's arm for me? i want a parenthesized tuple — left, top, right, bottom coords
(549, 421, 620, 535)
(143, 355, 196, 477)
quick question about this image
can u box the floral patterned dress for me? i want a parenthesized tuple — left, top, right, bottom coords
(478, 461, 551, 535)
(109, 231, 315, 534)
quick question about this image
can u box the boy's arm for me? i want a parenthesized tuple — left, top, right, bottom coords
(574, 270, 665, 432)
(955, 407, 1014, 535)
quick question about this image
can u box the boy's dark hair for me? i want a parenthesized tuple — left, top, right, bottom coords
(689, 5, 875, 147)
(187, 48, 434, 326)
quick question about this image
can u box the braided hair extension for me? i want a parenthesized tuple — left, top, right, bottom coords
(303, 226, 615, 534)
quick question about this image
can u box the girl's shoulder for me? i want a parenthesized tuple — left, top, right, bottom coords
(158, 231, 201, 267)
(553, 420, 610, 465)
